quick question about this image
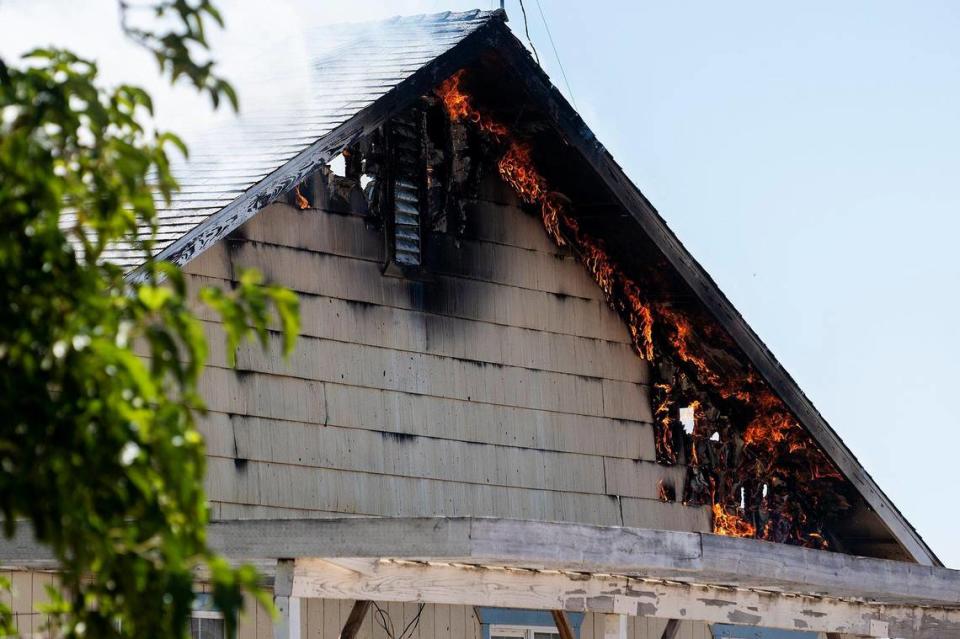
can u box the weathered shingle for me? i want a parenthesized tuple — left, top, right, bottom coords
(99, 9, 500, 269)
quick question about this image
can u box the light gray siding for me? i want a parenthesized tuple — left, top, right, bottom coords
(186, 183, 708, 533)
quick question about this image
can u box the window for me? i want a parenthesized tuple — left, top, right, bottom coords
(490, 624, 560, 639)
(476, 608, 582, 639)
(190, 593, 225, 639)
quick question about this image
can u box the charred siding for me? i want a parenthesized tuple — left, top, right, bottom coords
(185, 176, 709, 533)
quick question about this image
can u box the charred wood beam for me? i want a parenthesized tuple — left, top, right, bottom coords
(340, 600, 371, 639)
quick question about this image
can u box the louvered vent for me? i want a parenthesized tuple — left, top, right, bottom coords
(387, 111, 425, 268)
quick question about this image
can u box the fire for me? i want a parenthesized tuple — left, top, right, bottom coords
(712, 503, 756, 538)
(437, 71, 848, 547)
(294, 184, 310, 210)
(438, 70, 508, 138)
(743, 390, 793, 447)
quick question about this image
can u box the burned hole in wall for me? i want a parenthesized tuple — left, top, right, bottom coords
(274, 56, 917, 559)
(431, 59, 868, 553)
(284, 89, 499, 285)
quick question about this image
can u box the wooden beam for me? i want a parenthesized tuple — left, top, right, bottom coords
(288, 557, 960, 639)
(2, 518, 958, 607)
(659, 619, 680, 639)
(208, 518, 958, 607)
(340, 601, 371, 639)
(551, 610, 575, 639)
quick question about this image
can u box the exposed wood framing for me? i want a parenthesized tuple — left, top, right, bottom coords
(213, 518, 959, 607)
(551, 610, 576, 639)
(285, 557, 958, 639)
(480, 25, 938, 567)
(3, 518, 956, 638)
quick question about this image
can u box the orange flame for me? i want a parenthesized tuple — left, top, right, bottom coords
(294, 184, 310, 210)
(712, 503, 757, 537)
(438, 70, 508, 138)
(437, 70, 846, 545)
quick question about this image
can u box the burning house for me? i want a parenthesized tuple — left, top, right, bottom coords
(3, 8, 959, 639)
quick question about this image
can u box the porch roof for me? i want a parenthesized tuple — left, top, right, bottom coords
(2, 517, 956, 638)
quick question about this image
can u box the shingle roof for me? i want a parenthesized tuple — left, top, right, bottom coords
(102, 9, 501, 269)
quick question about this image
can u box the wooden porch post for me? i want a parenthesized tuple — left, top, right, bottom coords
(602, 614, 627, 639)
(274, 559, 301, 639)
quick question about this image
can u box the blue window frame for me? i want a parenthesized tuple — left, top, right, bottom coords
(476, 608, 584, 639)
(710, 625, 817, 639)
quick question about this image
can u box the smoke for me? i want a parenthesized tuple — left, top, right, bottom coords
(0, 0, 485, 138)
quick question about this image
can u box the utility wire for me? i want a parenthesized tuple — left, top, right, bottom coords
(533, 0, 577, 108)
(516, 0, 541, 66)
(371, 602, 425, 639)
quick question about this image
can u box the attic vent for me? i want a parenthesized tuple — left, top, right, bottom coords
(384, 109, 426, 271)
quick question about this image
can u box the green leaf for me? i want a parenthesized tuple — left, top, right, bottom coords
(137, 285, 173, 310)
(0, 6, 293, 639)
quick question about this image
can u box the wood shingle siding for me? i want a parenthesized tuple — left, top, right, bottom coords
(186, 193, 706, 533)
(187, 279, 645, 383)
(198, 414, 689, 502)
(189, 241, 630, 343)
(292, 599, 714, 639)
(209, 330, 648, 420)
(198, 371, 651, 460)
(204, 456, 708, 530)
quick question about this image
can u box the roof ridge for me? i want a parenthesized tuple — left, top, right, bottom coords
(317, 8, 504, 30)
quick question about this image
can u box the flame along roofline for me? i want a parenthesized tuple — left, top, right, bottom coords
(126, 9, 939, 566)
(472, 24, 940, 566)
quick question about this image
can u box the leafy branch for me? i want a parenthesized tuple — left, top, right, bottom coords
(0, 3, 299, 639)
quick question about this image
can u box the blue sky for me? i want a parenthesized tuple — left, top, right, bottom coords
(531, 1, 960, 566)
(4, 0, 958, 566)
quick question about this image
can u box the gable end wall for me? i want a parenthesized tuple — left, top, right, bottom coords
(184, 179, 710, 533)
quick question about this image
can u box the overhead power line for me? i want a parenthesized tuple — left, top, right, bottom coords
(516, 0, 541, 65)
(533, 0, 577, 108)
